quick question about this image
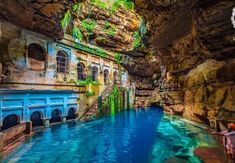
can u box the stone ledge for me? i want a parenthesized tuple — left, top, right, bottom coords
(194, 147, 228, 163)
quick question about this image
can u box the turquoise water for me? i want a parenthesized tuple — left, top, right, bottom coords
(3, 107, 217, 163)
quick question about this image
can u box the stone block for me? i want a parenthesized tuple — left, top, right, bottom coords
(25, 121, 32, 134)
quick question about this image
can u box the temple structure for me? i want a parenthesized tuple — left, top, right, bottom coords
(0, 19, 135, 150)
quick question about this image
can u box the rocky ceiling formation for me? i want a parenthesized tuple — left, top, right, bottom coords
(55, 0, 147, 54)
(0, 0, 80, 39)
(1, 0, 235, 125)
(132, 0, 235, 125)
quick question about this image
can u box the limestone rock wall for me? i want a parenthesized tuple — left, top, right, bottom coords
(132, 0, 235, 126)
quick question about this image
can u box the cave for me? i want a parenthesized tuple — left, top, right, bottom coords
(0, 0, 235, 162)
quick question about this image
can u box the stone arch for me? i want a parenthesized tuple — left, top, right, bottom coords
(50, 109, 62, 124)
(66, 107, 77, 120)
(1, 114, 20, 131)
(30, 111, 43, 127)
(56, 50, 69, 73)
(27, 43, 46, 71)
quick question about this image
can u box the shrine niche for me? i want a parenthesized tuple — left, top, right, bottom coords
(27, 43, 46, 71)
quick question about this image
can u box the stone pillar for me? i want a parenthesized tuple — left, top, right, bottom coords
(62, 116, 67, 123)
(25, 121, 32, 134)
(43, 119, 50, 127)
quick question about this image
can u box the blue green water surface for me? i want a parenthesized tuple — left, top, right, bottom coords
(3, 107, 217, 163)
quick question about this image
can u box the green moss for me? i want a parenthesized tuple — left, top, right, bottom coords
(133, 31, 142, 48)
(61, 10, 71, 29)
(72, 77, 100, 86)
(114, 53, 123, 64)
(74, 43, 107, 58)
(90, 0, 108, 10)
(72, 27, 83, 41)
(103, 22, 117, 36)
(85, 91, 95, 97)
(81, 19, 97, 32)
(111, 0, 134, 12)
(72, 3, 80, 12)
(105, 21, 111, 28)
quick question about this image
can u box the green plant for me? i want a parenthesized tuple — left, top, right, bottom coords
(133, 31, 142, 48)
(103, 27, 116, 36)
(86, 91, 95, 97)
(81, 19, 97, 32)
(114, 53, 123, 64)
(90, 0, 108, 9)
(72, 27, 83, 41)
(111, 0, 134, 12)
(72, 77, 100, 86)
(105, 21, 111, 28)
(72, 3, 80, 12)
(103, 21, 117, 36)
(74, 43, 107, 58)
(61, 10, 71, 28)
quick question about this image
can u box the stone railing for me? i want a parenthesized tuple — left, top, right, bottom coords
(0, 122, 31, 151)
(78, 83, 114, 121)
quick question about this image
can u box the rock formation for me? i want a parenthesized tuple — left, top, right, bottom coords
(1, 0, 235, 127)
(132, 0, 235, 127)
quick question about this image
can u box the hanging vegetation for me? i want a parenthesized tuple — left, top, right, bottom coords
(72, 27, 83, 41)
(61, 10, 72, 29)
(74, 43, 107, 58)
(114, 53, 123, 64)
(133, 31, 142, 48)
(81, 19, 97, 32)
(85, 91, 95, 97)
(72, 77, 100, 86)
(111, 0, 134, 12)
(72, 3, 80, 12)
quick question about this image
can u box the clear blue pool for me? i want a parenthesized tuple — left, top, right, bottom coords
(3, 107, 218, 163)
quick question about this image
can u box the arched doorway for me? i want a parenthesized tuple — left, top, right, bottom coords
(66, 108, 76, 120)
(30, 111, 43, 127)
(50, 109, 62, 124)
(91, 66, 98, 81)
(1, 114, 20, 131)
(104, 69, 109, 84)
(77, 63, 85, 80)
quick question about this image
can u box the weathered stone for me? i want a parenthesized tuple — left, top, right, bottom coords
(222, 86, 235, 111)
(208, 87, 228, 107)
(194, 147, 228, 163)
(217, 60, 235, 82)
(194, 87, 204, 103)
(185, 60, 225, 88)
(193, 103, 206, 117)
(184, 90, 194, 104)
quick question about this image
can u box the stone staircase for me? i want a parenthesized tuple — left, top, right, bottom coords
(78, 83, 114, 121)
(134, 89, 154, 108)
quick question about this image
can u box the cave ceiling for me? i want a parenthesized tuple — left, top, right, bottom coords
(0, 0, 235, 79)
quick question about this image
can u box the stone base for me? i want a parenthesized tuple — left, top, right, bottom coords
(43, 119, 50, 127)
(25, 121, 32, 133)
